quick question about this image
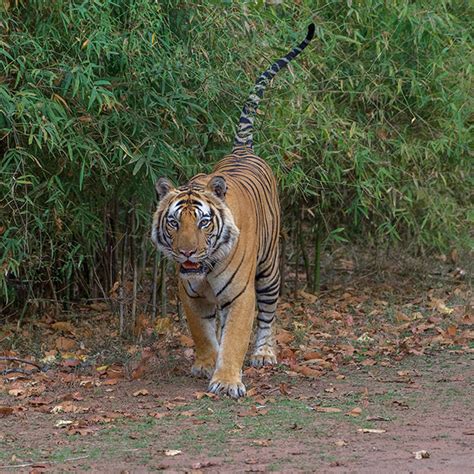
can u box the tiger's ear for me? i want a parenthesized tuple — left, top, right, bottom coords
(207, 175, 227, 200)
(155, 178, 175, 200)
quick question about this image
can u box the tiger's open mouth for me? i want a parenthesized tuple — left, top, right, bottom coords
(180, 260, 205, 274)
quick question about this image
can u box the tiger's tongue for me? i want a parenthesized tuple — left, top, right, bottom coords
(182, 261, 200, 270)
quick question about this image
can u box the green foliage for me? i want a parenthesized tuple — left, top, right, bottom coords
(0, 0, 472, 309)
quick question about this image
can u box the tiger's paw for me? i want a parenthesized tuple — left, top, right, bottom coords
(191, 354, 216, 379)
(250, 346, 277, 367)
(208, 377, 246, 399)
(191, 363, 214, 379)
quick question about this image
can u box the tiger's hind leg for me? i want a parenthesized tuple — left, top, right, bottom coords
(251, 266, 279, 367)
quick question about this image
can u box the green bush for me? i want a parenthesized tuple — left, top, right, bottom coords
(0, 1, 472, 312)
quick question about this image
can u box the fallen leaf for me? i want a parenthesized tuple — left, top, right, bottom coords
(393, 400, 409, 409)
(335, 439, 348, 447)
(246, 387, 258, 397)
(194, 391, 218, 400)
(55, 336, 77, 351)
(192, 461, 217, 469)
(446, 325, 457, 337)
(346, 407, 362, 417)
(339, 344, 355, 356)
(290, 364, 323, 378)
(279, 383, 290, 395)
(413, 450, 430, 459)
(8, 388, 25, 397)
(276, 330, 294, 345)
(253, 439, 271, 447)
(315, 407, 342, 413)
(105, 365, 124, 379)
(164, 449, 182, 456)
(62, 358, 81, 368)
(238, 406, 261, 418)
(67, 426, 98, 436)
(299, 290, 318, 304)
(133, 389, 149, 397)
(429, 298, 453, 315)
(357, 333, 374, 343)
(55, 419, 73, 428)
(51, 321, 76, 334)
(155, 317, 173, 335)
(129, 347, 155, 380)
(88, 302, 107, 312)
(51, 401, 88, 414)
(0, 406, 14, 416)
(102, 379, 118, 386)
(395, 311, 411, 323)
(303, 351, 323, 361)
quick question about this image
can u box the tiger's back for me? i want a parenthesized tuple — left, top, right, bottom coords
(210, 146, 280, 266)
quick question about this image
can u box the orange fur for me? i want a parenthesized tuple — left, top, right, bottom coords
(152, 148, 280, 398)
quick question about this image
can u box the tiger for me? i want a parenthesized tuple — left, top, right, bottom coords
(151, 23, 315, 398)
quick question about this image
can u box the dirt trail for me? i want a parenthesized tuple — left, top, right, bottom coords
(1, 254, 472, 472)
(0, 352, 472, 473)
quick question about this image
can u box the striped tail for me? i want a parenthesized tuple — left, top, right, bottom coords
(233, 23, 315, 149)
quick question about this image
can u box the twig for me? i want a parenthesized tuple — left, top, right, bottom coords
(0, 454, 89, 470)
(1, 368, 33, 376)
(0, 357, 42, 370)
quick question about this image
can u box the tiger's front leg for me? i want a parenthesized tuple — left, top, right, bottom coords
(208, 287, 255, 398)
(179, 281, 218, 379)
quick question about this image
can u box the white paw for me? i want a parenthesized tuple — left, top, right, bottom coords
(251, 347, 277, 367)
(208, 379, 246, 398)
(191, 363, 214, 379)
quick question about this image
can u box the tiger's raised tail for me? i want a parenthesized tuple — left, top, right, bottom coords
(233, 23, 315, 149)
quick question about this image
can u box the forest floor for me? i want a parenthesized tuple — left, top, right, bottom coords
(1, 251, 473, 473)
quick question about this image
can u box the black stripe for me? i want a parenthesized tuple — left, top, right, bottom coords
(220, 278, 250, 310)
(233, 23, 315, 149)
(216, 251, 246, 297)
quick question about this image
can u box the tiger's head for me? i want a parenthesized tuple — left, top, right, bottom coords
(151, 175, 239, 280)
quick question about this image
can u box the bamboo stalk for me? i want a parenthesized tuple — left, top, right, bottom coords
(119, 230, 128, 336)
(139, 234, 147, 284)
(177, 297, 183, 323)
(298, 210, 311, 288)
(160, 257, 167, 318)
(293, 214, 300, 299)
(279, 231, 286, 296)
(151, 252, 159, 321)
(46, 266, 59, 316)
(130, 209, 138, 333)
(311, 223, 322, 294)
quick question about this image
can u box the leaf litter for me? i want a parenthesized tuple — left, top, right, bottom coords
(0, 252, 471, 471)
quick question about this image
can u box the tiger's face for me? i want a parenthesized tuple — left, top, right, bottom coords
(151, 175, 239, 280)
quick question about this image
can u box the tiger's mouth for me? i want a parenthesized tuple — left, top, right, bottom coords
(180, 260, 206, 275)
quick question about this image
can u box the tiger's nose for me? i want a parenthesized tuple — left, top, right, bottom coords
(179, 248, 197, 258)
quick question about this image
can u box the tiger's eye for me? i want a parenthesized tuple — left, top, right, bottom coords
(167, 218, 179, 229)
(199, 218, 211, 229)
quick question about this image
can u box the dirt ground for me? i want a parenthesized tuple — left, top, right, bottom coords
(1, 252, 472, 472)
